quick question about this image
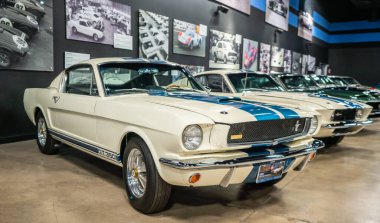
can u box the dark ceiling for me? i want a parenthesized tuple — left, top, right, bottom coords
(318, 0, 380, 22)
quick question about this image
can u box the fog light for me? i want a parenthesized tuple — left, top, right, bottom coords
(309, 152, 317, 161)
(189, 173, 201, 184)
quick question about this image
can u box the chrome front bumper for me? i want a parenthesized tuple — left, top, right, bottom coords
(159, 140, 324, 171)
(323, 119, 374, 129)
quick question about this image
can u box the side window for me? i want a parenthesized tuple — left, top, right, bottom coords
(206, 75, 231, 93)
(217, 42, 222, 48)
(79, 21, 86, 26)
(65, 66, 98, 96)
(195, 75, 207, 86)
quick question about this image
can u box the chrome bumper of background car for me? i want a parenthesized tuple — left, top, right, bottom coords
(159, 140, 324, 171)
(323, 119, 374, 129)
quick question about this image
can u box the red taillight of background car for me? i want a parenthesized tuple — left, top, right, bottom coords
(178, 32, 182, 37)
(187, 37, 191, 43)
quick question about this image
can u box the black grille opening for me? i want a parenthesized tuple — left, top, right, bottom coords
(227, 118, 309, 144)
(367, 102, 380, 111)
(332, 109, 356, 121)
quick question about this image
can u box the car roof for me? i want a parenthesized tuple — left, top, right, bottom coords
(74, 57, 180, 67)
(196, 69, 270, 76)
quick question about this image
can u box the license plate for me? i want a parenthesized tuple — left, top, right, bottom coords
(256, 161, 285, 183)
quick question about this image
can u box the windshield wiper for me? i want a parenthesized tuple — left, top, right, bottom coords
(109, 88, 149, 95)
(165, 86, 206, 94)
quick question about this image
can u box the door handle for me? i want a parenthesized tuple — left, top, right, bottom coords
(53, 96, 60, 103)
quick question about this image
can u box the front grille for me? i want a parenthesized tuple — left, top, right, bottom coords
(332, 109, 356, 121)
(228, 52, 237, 57)
(227, 118, 310, 144)
(366, 102, 380, 111)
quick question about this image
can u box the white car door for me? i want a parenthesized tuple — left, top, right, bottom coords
(49, 64, 99, 143)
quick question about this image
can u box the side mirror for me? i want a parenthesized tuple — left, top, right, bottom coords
(204, 86, 211, 93)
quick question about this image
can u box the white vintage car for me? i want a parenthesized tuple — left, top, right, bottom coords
(195, 70, 373, 145)
(68, 19, 104, 41)
(211, 41, 238, 64)
(24, 58, 324, 213)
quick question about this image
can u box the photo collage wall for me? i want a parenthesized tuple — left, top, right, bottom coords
(61, 0, 317, 75)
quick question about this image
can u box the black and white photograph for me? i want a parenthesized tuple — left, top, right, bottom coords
(242, 38, 259, 71)
(292, 51, 301, 74)
(259, 43, 271, 73)
(216, 0, 251, 15)
(284, 49, 292, 73)
(139, 10, 169, 60)
(301, 54, 308, 74)
(298, 11, 313, 41)
(270, 46, 284, 72)
(0, 0, 53, 71)
(265, 0, 289, 31)
(307, 55, 316, 72)
(66, 0, 131, 45)
(209, 29, 241, 69)
(173, 19, 206, 58)
(181, 64, 205, 75)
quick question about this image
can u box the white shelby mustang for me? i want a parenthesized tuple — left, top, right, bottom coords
(24, 58, 323, 214)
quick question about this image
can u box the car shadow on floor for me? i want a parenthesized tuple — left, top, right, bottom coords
(56, 144, 287, 217)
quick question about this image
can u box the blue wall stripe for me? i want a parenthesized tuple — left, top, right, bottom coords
(312, 26, 330, 43)
(289, 12, 298, 28)
(329, 32, 380, 44)
(312, 11, 331, 30)
(330, 20, 380, 32)
(251, 0, 265, 12)
(290, 0, 299, 11)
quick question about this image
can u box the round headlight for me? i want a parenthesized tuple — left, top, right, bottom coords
(182, 125, 203, 150)
(356, 109, 363, 119)
(308, 116, 318, 135)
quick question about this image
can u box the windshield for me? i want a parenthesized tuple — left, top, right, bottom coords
(228, 73, 283, 92)
(98, 63, 205, 96)
(280, 76, 319, 90)
(311, 76, 336, 87)
(342, 77, 360, 85)
(330, 77, 347, 87)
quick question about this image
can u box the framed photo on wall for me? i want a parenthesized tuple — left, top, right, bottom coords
(242, 38, 259, 71)
(173, 19, 207, 58)
(265, 0, 290, 31)
(215, 0, 251, 15)
(298, 11, 313, 41)
(259, 43, 271, 73)
(270, 46, 284, 72)
(292, 52, 302, 74)
(209, 29, 241, 69)
(139, 10, 169, 60)
(284, 49, 292, 73)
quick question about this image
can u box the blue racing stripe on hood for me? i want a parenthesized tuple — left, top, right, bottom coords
(313, 94, 363, 109)
(245, 102, 300, 119)
(149, 91, 282, 121)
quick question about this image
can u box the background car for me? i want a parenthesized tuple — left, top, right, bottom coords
(0, 6, 39, 36)
(6, 0, 46, 21)
(177, 29, 202, 50)
(268, 0, 288, 18)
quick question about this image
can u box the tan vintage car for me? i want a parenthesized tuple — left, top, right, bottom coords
(195, 70, 373, 146)
(24, 58, 324, 213)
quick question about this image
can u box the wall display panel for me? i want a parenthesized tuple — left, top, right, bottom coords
(0, 0, 53, 71)
(242, 38, 259, 71)
(66, 0, 131, 46)
(271, 46, 284, 69)
(139, 10, 169, 60)
(292, 52, 302, 74)
(301, 54, 308, 74)
(216, 0, 251, 15)
(209, 29, 241, 69)
(182, 64, 205, 75)
(284, 49, 292, 73)
(298, 11, 313, 41)
(265, 0, 289, 31)
(307, 55, 316, 72)
(259, 43, 271, 73)
(173, 19, 206, 58)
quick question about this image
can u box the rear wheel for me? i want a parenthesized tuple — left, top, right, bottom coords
(223, 55, 227, 64)
(72, 26, 77, 33)
(320, 136, 345, 146)
(123, 137, 171, 214)
(93, 34, 99, 41)
(36, 112, 58, 155)
(214, 53, 218, 63)
(0, 49, 11, 68)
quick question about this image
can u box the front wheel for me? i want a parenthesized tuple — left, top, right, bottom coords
(0, 49, 11, 68)
(214, 53, 218, 63)
(123, 137, 171, 214)
(320, 136, 345, 146)
(36, 112, 58, 155)
(223, 55, 227, 64)
(93, 34, 99, 41)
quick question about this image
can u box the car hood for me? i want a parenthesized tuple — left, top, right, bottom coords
(241, 91, 365, 110)
(320, 89, 380, 102)
(110, 92, 312, 124)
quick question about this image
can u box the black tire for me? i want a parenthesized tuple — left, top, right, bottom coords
(35, 112, 58, 155)
(189, 41, 193, 50)
(0, 49, 11, 68)
(254, 173, 288, 187)
(214, 53, 218, 63)
(93, 34, 99, 41)
(320, 136, 345, 146)
(223, 55, 227, 64)
(18, 26, 33, 37)
(72, 26, 77, 33)
(123, 137, 171, 214)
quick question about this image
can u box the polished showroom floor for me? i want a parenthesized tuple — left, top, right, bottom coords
(0, 122, 379, 223)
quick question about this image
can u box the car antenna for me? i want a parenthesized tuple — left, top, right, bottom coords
(243, 70, 248, 97)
